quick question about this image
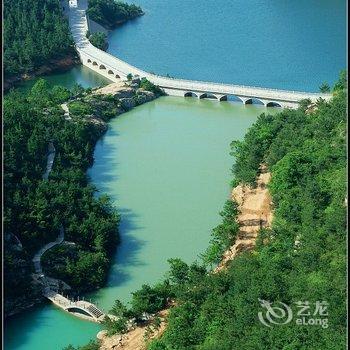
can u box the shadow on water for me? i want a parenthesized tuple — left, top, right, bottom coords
(87, 118, 147, 293)
(106, 207, 147, 289)
(88, 127, 121, 190)
(4, 303, 49, 349)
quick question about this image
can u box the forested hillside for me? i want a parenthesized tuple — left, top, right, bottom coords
(147, 72, 347, 349)
(4, 81, 120, 315)
(92, 72, 347, 350)
(87, 0, 143, 29)
(4, 78, 163, 316)
(4, 0, 74, 78)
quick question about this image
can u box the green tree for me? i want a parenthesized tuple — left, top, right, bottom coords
(89, 32, 108, 51)
(319, 82, 330, 92)
(87, 0, 143, 29)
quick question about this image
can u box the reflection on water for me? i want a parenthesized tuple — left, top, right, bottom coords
(12, 65, 111, 94)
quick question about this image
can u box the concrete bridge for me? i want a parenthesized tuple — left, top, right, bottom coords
(44, 290, 108, 322)
(67, 0, 331, 109)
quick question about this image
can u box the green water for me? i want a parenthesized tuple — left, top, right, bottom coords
(10, 65, 111, 93)
(4, 96, 265, 349)
(5, 0, 345, 346)
(87, 97, 264, 309)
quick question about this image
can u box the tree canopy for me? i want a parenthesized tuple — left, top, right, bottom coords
(144, 72, 347, 349)
(87, 0, 143, 29)
(4, 0, 74, 77)
(4, 80, 121, 314)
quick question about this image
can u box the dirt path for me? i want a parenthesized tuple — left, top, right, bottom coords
(215, 165, 273, 272)
(98, 310, 169, 350)
(98, 166, 273, 349)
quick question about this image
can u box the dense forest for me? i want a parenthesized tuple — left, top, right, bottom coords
(3, 0, 75, 78)
(87, 0, 143, 29)
(4, 78, 163, 315)
(77, 71, 346, 350)
(87, 31, 109, 51)
(4, 81, 119, 313)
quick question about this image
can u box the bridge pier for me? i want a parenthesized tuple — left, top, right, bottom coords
(80, 52, 127, 83)
(68, 0, 332, 110)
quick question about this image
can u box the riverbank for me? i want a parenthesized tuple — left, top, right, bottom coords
(4, 53, 80, 92)
(4, 78, 162, 320)
(215, 164, 273, 272)
(98, 309, 169, 350)
(38, 78, 162, 291)
(97, 165, 274, 349)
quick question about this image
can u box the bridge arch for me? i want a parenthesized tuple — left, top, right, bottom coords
(87, 59, 92, 64)
(199, 93, 219, 100)
(184, 92, 199, 98)
(99, 64, 106, 70)
(66, 307, 94, 319)
(226, 95, 245, 104)
(266, 101, 282, 108)
(245, 98, 265, 106)
(92, 61, 98, 66)
(107, 70, 114, 75)
(115, 74, 121, 79)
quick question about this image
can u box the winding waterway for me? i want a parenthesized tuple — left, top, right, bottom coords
(4, 97, 265, 350)
(4, 0, 346, 349)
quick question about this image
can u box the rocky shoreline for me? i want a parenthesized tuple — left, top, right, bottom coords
(4, 53, 80, 92)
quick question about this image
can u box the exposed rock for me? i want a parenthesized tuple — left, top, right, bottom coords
(120, 97, 136, 110)
(215, 165, 273, 272)
(113, 88, 135, 99)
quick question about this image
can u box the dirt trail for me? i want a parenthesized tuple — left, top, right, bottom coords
(99, 166, 273, 349)
(215, 165, 273, 272)
(98, 310, 169, 350)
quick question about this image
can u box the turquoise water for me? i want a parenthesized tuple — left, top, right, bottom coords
(11, 65, 111, 93)
(108, 0, 346, 91)
(4, 98, 264, 350)
(4, 303, 101, 350)
(87, 97, 264, 310)
(4, 0, 346, 349)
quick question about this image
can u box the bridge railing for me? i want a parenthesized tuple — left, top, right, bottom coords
(79, 47, 331, 100)
(75, 2, 332, 101)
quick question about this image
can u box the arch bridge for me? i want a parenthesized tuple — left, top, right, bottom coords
(67, 0, 332, 109)
(44, 290, 110, 323)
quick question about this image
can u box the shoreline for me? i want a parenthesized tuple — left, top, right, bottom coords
(4, 79, 162, 320)
(4, 53, 80, 92)
(97, 165, 274, 349)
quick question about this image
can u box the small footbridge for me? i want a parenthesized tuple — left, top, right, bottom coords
(44, 290, 108, 322)
(32, 141, 113, 323)
(66, 0, 332, 109)
(33, 227, 112, 323)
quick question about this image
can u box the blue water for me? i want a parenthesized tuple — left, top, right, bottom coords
(108, 0, 346, 92)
